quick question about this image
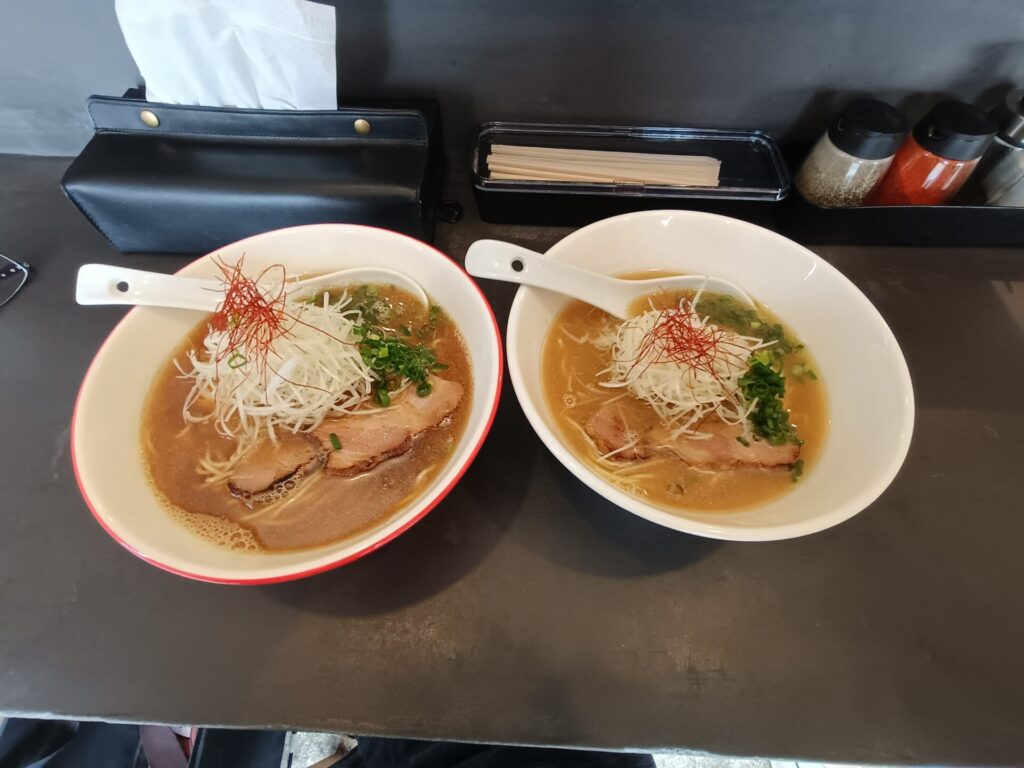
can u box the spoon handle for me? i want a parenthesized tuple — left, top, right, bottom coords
(465, 240, 626, 318)
(76, 264, 222, 312)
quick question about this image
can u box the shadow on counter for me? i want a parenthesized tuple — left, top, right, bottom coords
(531, 450, 719, 579)
(255, 382, 536, 615)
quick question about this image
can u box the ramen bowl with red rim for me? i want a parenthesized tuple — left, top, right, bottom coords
(73, 224, 502, 583)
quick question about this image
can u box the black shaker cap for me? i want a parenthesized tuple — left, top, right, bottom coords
(828, 99, 907, 160)
(912, 101, 997, 162)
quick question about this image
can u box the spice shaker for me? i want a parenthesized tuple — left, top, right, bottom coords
(795, 99, 907, 208)
(965, 89, 1024, 205)
(990, 174, 1024, 206)
(867, 101, 997, 206)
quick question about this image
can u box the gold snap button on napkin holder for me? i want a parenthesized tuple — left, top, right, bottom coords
(139, 110, 160, 128)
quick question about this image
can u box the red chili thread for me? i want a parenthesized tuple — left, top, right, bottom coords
(626, 298, 747, 381)
(207, 257, 357, 397)
(209, 257, 290, 381)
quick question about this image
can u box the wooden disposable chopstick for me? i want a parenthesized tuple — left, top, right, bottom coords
(490, 144, 719, 165)
(487, 162, 718, 186)
(486, 144, 721, 187)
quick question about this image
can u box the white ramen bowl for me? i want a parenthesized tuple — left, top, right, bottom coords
(507, 210, 913, 541)
(73, 224, 502, 583)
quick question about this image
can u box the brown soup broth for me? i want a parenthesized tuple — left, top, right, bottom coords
(141, 285, 472, 552)
(542, 274, 827, 512)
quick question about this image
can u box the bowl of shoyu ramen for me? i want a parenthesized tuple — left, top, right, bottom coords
(73, 224, 502, 582)
(505, 210, 913, 541)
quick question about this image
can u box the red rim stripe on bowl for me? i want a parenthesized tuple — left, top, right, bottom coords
(71, 225, 504, 584)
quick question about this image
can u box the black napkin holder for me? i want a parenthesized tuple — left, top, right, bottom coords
(61, 91, 446, 254)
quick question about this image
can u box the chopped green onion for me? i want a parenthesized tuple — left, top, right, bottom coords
(355, 322, 447, 402)
(227, 352, 247, 369)
(415, 304, 446, 338)
(329, 432, 342, 451)
(736, 436, 750, 447)
(791, 459, 805, 482)
(698, 294, 798, 365)
(791, 363, 819, 382)
(738, 357, 801, 446)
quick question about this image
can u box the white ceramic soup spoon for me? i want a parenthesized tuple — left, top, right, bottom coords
(75, 263, 429, 313)
(465, 239, 754, 319)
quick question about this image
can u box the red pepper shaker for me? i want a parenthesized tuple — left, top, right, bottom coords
(867, 101, 996, 205)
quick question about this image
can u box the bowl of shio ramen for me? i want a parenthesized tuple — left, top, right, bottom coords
(73, 224, 502, 582)
(506, 210, 913, 541)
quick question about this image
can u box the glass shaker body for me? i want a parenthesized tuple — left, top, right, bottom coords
(970, 89, 1024, 206)
(867, 136, 980, 206)
(975, 135, 1024, 205)
(993, 174, 1024, 206)
(795, 133, 894, 208)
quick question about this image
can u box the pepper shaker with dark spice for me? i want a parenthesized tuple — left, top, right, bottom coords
(795, 99, 907, 208)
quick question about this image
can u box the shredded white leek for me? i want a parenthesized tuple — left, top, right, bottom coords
(593, 293, 773, 438)
(178, 290, 374, 479)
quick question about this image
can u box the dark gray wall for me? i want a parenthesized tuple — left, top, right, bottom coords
(3, 1, 1024, 162)
(0, 1, 140, 155)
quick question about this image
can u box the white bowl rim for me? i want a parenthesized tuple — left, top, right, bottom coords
(72, 224, 504, 583)
(506, 209, 915, 541)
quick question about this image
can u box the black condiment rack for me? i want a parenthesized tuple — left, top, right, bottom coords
(775, 141, 1024, 247)
(471, 129, 1024, 248)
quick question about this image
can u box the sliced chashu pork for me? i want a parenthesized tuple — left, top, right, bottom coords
(648, 419, 799, 470)
(584, 404, 799, 470)
(584, 406, 650, 460)
(228, 377, 463, 493)
(229, 432, 324, 495)
(313, 377, 464, 477)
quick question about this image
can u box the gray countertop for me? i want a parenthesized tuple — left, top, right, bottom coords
(1, 154, 1022, 765)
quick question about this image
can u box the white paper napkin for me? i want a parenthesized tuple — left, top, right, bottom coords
(115, 0, 336, 110)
